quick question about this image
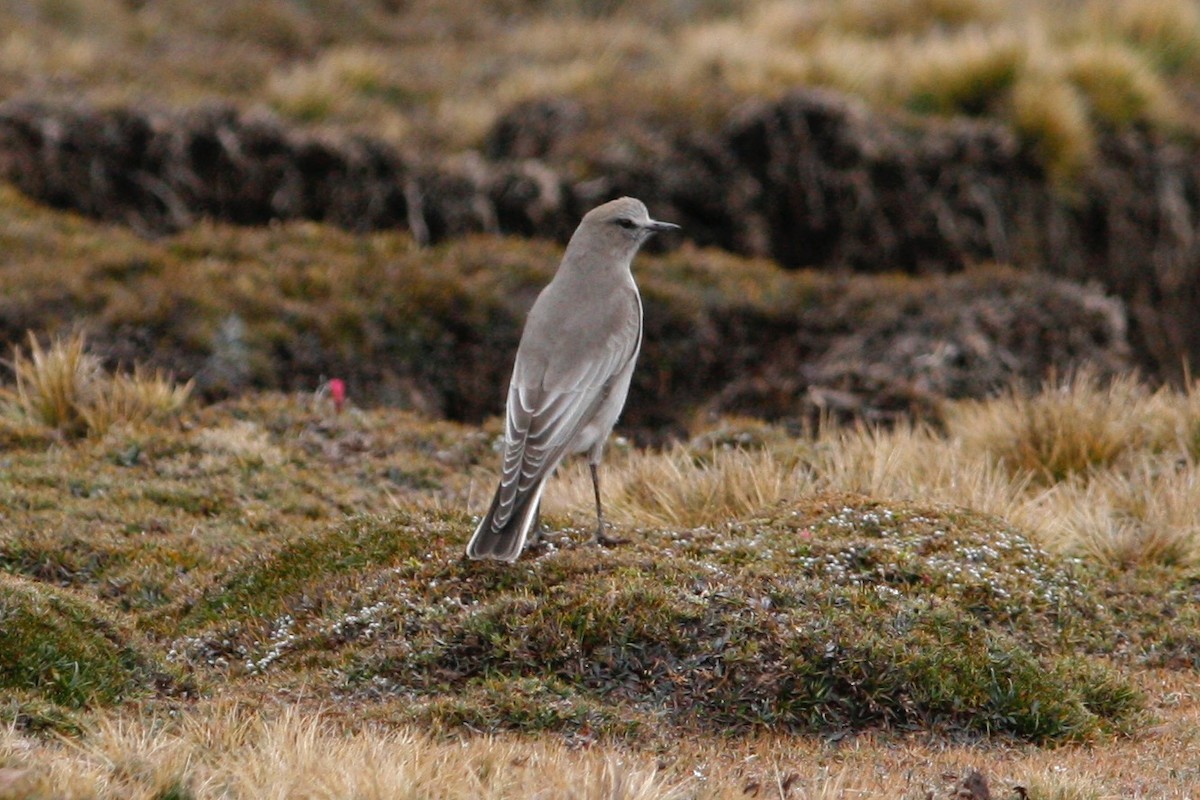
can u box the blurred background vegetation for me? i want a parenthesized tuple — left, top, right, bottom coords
(4, 0, 1199, 416)
(2, 0, 1198, 161)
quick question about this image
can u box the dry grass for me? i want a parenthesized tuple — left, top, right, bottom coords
(1032, 464, 1200, 569)
(828, 0, 1004, 37)
(946, 369, 1153, 483)
(76, 366, 194, 437)
(1, 670, 1198, 799)
(0, 332, 103, 434)
(1065, 42, 1181, 129)
(1009, 68, 1096, 186)
(1, 703, 693, 800)
(1094, 0, 1200, 75)
(556, 443, 813, 530)
(548, 370, 1200, 569)
(0, 333, 191, 438)
(902, 28, 1025, 116)
(674, 2, 1193, 178)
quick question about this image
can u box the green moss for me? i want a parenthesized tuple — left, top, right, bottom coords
(182, 493, 1142, 743)
(414, 676, 642, 738)
(392, 553, 1135, 741)
(181, 510, 442, 629)
(0, 574, 164, 708)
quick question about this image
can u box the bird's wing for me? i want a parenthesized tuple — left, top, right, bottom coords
(490, 300, 641, 530)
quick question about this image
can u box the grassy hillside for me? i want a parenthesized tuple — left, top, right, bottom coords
(2, 337, 1200, 795)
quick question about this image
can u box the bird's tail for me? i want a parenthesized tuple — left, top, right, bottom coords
(466, 479, 546, 562)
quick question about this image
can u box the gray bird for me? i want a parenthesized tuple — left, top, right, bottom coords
(466, 197, 679, 562)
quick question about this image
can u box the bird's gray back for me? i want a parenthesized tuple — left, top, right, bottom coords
(514, 269, 641, 395)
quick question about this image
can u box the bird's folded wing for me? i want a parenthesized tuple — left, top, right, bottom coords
(490, 321, 639, 530)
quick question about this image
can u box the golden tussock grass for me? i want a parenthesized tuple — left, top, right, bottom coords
(901, 28, 1026, 115)
(1065, 41, 1181, 129)
(673, 1, 1196, 179)
(4, 671, 1200, 799)
(552, 442, 812, 530)
(549, 421, 1033, 539)
(546, 369, 1200, 569)
(1027, 462, 1200, 569)
(828, 0, 1003, 37)
(1009, 68, 1096, 186)
(0, 332, 104, 435)
(946, 369, 1152, 483)
(0, 333, 191, 438)
(2, 703, 694, 800)
(1094, 0, 1200, 75)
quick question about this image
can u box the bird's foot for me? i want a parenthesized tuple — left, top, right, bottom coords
(591, 525, 627, 548)
(524, 525, 551, 554)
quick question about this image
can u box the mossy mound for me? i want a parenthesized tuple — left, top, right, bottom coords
(172, 497, 1142, 743)
(0, 574, 168, 709)
(179, 508, 440, 630)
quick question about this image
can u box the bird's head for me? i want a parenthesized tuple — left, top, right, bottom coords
(567, 197, 680, 264)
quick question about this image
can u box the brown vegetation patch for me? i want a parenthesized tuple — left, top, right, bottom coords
(1, 89, 1195, 381)
(0, 189, 1131, 430)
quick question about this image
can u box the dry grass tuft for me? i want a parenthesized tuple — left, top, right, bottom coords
(5, 704, 694, 800)
(1171, 379, 1200, 461)
(1065, 42, 1180, 129)
(1096, 0, 1200, 75)
(0, 333, 191, 438)
(554, 444, 813, 529)
(902, 29, 1025, 116)
(945, 369, 1151, 483)
(77, 366, 194, 437)
(266, 46, 407, 125)
(4, 683, 1197, 800)
(550, 369, 1200, 571)
(551, 420, 1031, 533)
(1032, 464, 1200, 568)
(1009, 69, 1096, 185)
(830, 0, 1003, 38)
(0, 332, 103, 435)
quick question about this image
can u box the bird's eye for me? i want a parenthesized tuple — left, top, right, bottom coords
(615, 218, 637, 229)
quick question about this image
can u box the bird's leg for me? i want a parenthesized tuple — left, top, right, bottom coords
(527, 501, 545, 549)
(589, 461, 625, 547)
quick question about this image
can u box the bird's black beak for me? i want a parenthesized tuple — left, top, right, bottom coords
(645, 220, 680, 234)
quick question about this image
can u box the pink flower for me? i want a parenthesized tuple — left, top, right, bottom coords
(329, 378, 346, 413)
